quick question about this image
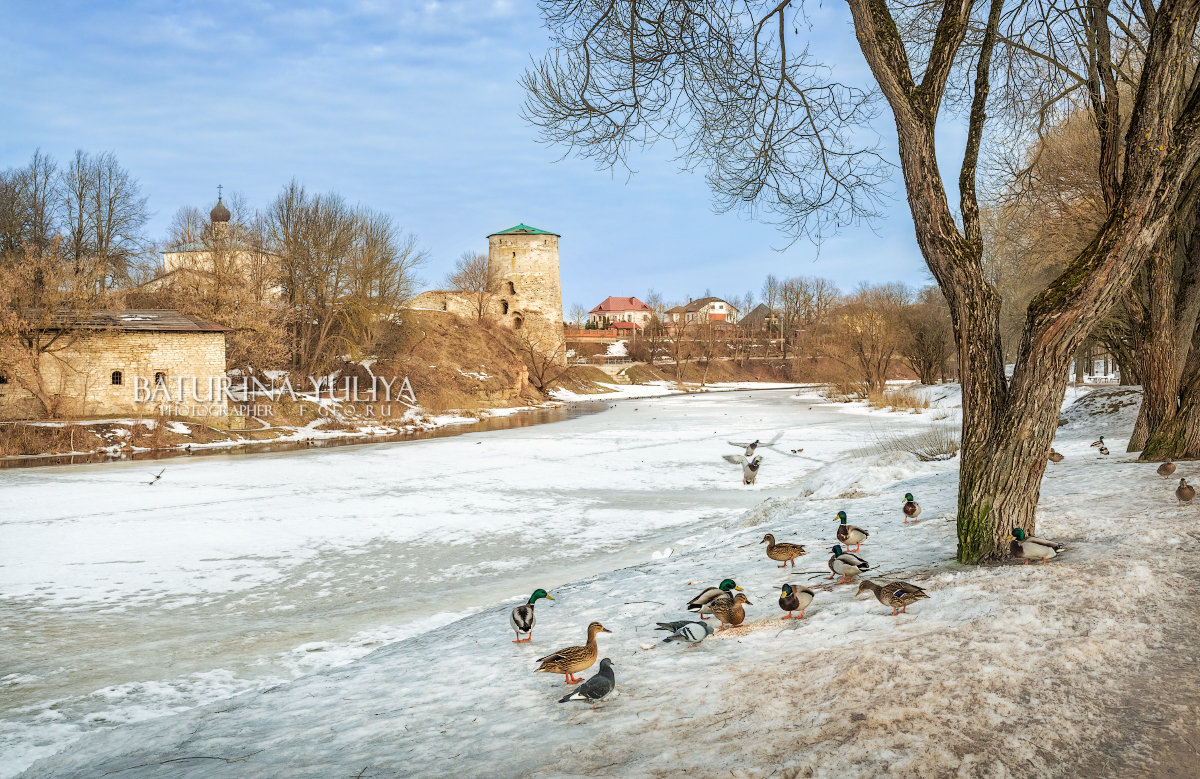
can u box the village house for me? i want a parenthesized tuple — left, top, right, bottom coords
(0, 310, 229, 421)
(665, 297, 739, 330)
(587, 296, 653, 329)
(738, 303, 780, 333)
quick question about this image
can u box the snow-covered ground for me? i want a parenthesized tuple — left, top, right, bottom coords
(6, 384, 1200, 776)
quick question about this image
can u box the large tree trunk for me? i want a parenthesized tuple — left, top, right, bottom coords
(1129, 241, 1182, 450)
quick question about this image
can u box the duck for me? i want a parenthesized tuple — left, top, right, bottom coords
(1047, 449, 1064, 463)
(687, 579, 742, 620)
(1091, 436, 1105, 447)
(1099, 444, 1110, 455)
(709, 592, 752, 631)
(833, 510, 868, 552)
(827, 544, 870, 584)
(657, 620, 714, 646)
(1158, 459, 1177, 479)
(761, 533, 807, 567)
(902, 493, 921, 523)
(856, 579, 929, 615)
(1177, 478, 1195, 505)
(778, 583, 815, 620)
(510, 588, 553, 643)
(558, 658, 615, 708)
(1006, 528, 1064, 564)
(535, 622, 611, 684)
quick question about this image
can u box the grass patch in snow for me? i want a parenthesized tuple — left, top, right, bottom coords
(866, 420, 960, 461)
(866, 385, 931, 413)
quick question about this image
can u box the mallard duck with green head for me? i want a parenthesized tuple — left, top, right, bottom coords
(826, 545, 869, 584)
(710, 592, 752, 631)
(778, 583, 815, 619)
(1006, 528, 1064, 564)
(535, 621, 611, 684)
(902, 493, 921, 524)
(686, 578, 742, 620)
(509, 588, 553, 643)
(833, 510, 868, 552)
(761, 533, 807, 567)
(856, 579, 929, 615)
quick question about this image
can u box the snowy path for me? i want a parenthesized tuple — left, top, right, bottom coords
(1, 386, 871, 775)
(11, 385, 1200, 777)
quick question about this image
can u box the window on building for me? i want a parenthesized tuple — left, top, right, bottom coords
(154, 371, 167, 386)
(501, 300, 509, 314)
(507, 281, 516, 295)
(514, 316, 524, 330)
(111, 370, 123, 386)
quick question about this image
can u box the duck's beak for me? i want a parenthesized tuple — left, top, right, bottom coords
(545, 595, 555, 600)
(734, 586, 744, 591)
(601, 627, 612, 633)
(1005, 535, 1016, 540)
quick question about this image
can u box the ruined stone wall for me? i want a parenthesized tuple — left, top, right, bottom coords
(0, 332, 228, 421)
(487, 233, 566, 361)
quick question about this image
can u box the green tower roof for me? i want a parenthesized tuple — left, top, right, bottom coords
(488, 223, 559, 237)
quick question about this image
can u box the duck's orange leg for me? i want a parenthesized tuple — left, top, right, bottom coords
(780, 612, 793, 620)
(564, 672, 584, 684)
(798, 607, 807, 619)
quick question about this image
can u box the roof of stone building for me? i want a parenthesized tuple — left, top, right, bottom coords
(46, 310, 230, 333)
(590, 296, 651, 313)
(488, 223, 559, 237)
(738, 303, 779, 325)
(210, 198, 231, 223)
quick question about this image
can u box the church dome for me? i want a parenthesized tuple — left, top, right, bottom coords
(210, 198, 231, 223)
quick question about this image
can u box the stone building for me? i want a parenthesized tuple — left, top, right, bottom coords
(408, 223, 566, 361)
(0, 311, 229, 421)
(156, 194, 279, 299)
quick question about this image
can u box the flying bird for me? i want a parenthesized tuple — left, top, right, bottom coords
(147, 468, 165, 486)
(728, 432, 784, 457)
(558, 658, 615, 708)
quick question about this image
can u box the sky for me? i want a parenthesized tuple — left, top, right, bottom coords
(0, 0, 963, 313)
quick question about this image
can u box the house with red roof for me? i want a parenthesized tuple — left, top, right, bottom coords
(588, 296, 653, 329)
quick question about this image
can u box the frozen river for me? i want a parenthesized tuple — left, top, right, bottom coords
(0, 386, 868, 775)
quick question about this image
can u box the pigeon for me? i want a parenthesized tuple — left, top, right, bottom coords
(1157, 459, 1177, 479)
(658, 620, 714, 646)
(147, 468, 165, 486)
(509, 588, 553, 643)
(1177, 478, 1195, 505)
(558, 658, 615, 707)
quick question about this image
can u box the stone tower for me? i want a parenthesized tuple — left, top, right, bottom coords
(487, 223, 565, 359)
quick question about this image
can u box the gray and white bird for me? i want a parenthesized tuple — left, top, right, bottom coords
(147, 468, 165, 486)
(657, 620, 714, 646)
(827, 545, 869, 584)
(509, 588, 553, 643)
(722, 453, 763, 484)
(728, 432, 783, 457)
(1158, 459, 1177, 479)
(1177, 478, 1196, 506)
(558, 658, 615, 708)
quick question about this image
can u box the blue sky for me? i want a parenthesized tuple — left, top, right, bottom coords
(0, 0, 954, 312)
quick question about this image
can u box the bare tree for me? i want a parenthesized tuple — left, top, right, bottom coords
(568, 303, 587, 328)
(526, 0, 1200, 562)
(900, 288, 955, 384)
(447, 251, 491, 321)
(0, 242, 103, 417)
(268, 181, 425, 373)
(516, 331, 569, 391)
(60, 150, 149, 290)
(827, 284, 908, 392)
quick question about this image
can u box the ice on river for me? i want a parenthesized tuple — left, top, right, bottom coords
(7, 383, 1199, 777)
